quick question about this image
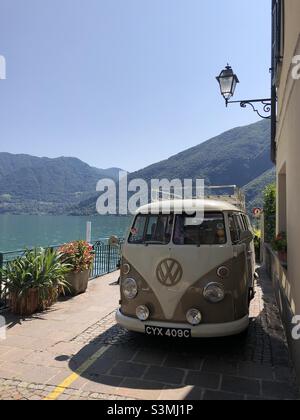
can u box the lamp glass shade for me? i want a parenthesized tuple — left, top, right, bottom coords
(217, 66, 239, 101)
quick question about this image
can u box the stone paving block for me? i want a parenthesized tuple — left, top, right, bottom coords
(164, 353, 202, 370)
(133, 348, 166, 366)
(57, 393, 71, 400)
(274, 366, 295, 382)
(238, 362, 274, 380)
(0, 362, 23, 378)
(28, 337, 62, 352)
(43, 368, 74, 386)
(103, 345, 138, 362)
(262, 380, 299, 400)
(246, 395, 277, 401)
(202, 359, 237, 376)
(81, 374, 123, 395)
(0, 335, 37, 349)
(0, 346, 14, 359)
(47, 341, 86, 356)
(203, 390, 244, 401)
(185, 371, 220, 389)
(17, 365, 62, 384)
(158, 385, 195, 401)
(21, 351, 71, 370)
(116, 378, 164, 400)
(144, 366, 185, 385)
(83, 356, 117, 378)
(221, 375, 261, 396)
(110, 361, 147, 379)
(1, 348, 34, 364)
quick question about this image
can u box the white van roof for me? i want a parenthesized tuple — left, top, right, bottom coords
(137, 199, 242, 214)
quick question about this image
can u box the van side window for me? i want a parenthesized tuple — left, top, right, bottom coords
(246, 216, 254, 234)
(146, 215, 173, 244)
(174, 212, 226, 245)
(128, 214, 173, 245)
(242, 215, 248, 230)
(235, 214, 245, 234)
(240, 214, 248, 231)
(128, 215, 147, 244)
(228, 214, 239, 244)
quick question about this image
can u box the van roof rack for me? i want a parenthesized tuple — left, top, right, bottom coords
(204, 185, 246, 212)
(151, 185, 246, 212)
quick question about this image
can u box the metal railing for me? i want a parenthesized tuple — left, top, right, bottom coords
(90, 239, 123, 278)
(0, 238, 123, 310)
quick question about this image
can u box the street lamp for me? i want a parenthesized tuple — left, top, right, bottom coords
(216, 64, 272, 119)
(216, 65, 239, 104)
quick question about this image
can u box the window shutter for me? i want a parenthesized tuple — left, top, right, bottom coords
(272, 0, 283, 85)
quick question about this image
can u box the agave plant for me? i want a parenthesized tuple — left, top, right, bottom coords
(0, 248, 71, 312)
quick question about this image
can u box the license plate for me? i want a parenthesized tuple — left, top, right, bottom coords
(145, 326, 191, 339)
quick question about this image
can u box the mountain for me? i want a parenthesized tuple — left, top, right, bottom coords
(0, 153, 124, 214)
(243, 167, 276, 211)
(73, 119, 274, 215)
(129, 119, 272, 186)
(0, 120, 274, 215)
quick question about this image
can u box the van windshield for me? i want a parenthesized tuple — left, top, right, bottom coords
(173, 212, 226, 245)
(128, 214, 173, 245)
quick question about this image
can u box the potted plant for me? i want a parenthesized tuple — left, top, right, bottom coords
(272, 232, 288, 266)
(253, 229, 261, 263)
(59, 241, 94, 296)
(0, 248, 71, 316)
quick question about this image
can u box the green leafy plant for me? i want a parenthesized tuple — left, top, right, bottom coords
(59, 241, 94, 273)
(263, 183, 276, 243)
(253, 229, 261, 261)
(272, 232, 287, 252)
(0, 248, 71, 310)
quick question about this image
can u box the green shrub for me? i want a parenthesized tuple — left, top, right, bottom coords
(263, 183, 276, 243)
(0, 248, 71, 308)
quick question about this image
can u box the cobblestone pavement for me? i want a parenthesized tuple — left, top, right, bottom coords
(0, 268, 299, 400)
(0, 378, 134, 400)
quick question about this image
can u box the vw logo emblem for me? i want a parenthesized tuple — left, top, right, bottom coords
(156, 259, 183, 287)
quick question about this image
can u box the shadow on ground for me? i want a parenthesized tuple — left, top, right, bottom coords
(66, 269, 298, 399)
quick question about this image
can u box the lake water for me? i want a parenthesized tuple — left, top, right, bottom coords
(0, 215, 132, 252)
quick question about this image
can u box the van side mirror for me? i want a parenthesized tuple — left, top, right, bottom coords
(240, 230, 253, 242)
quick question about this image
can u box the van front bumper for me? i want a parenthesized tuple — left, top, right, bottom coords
(116, 309, 249, 338)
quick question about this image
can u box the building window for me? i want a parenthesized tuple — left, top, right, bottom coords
(272, 0, 284, 86)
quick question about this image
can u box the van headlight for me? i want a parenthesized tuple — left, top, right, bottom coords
(136, 305, 150, 321)
(186, 309, 202, 326)
(122, 278, 138, 300)
(203, 282, 225, 303)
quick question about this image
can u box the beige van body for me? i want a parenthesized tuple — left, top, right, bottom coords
(116, 197, 255, 338)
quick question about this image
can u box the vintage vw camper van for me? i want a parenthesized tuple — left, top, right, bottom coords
(116, 187, 255, 338)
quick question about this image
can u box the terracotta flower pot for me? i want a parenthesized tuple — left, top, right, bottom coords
(66, 269, 89, 296)
(10, 289, 39, 316)
(39, 287, 59, 311)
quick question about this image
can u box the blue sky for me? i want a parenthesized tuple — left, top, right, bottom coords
(0, 0, 271, 172)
